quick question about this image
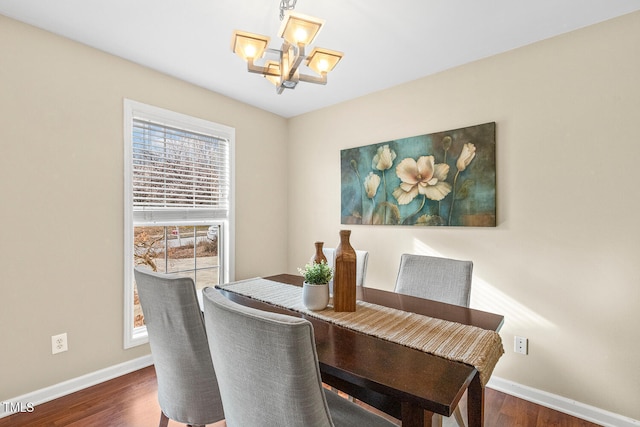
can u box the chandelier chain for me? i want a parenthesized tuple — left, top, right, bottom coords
(279, 0, 297, 20)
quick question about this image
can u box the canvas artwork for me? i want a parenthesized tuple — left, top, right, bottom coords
(340, 122, 496, 227)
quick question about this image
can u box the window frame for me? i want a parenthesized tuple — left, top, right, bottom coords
(123, 99, 235, 349)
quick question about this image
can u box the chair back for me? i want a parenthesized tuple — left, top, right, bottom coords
(134, 267, 224, 425)
(323, 248, 369, 287)
(355, 250, 369, 287)
(202, 287, 333, 427)
(394, 254, 473, 307)
(322, 247, 336, 270)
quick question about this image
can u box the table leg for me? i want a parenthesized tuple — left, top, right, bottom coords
(467, 373, 485, 427)
(400, 402, 432, 427)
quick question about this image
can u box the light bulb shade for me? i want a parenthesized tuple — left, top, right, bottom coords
(306, 47, 343, 74)
(231, 30, 270, 61)
(278, 12, 324, 46)
(264, 60, 281, 86)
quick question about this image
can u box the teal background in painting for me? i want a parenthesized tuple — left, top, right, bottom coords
(341, 122, 496, 226)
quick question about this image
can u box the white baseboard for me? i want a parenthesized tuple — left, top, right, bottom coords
(487, 376, 640, 427)
(3, 361, 638, 427)
(0, 355, 153, 419)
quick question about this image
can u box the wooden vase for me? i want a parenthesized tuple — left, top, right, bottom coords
(333, 230, 356, 312)
(312, 241, 328, 264)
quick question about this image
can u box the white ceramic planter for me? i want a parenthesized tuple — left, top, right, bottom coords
(302, 282, 330, 311)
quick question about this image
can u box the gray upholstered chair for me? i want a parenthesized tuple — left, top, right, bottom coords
(394, 253, 473, 427)
(134, 267, 225, 427)
(201, 287, 396, 427)
(323, 248, 369, 287)
(394, 253, 472, 307)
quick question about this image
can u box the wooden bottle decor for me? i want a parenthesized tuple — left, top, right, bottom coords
(333, 230, 357, 312)
(312, 241, 328, 264)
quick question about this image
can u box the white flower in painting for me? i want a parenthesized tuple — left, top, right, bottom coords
(456, 143, 476, 172)
(363, 172, 381, 199)
(392, 156, 452, 204)
(372, 145, 396, 171)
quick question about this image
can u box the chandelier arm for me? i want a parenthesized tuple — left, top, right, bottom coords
(298, 73, 327, 85)
(286, 44, 306, 80)
(247, 59, 281, 77)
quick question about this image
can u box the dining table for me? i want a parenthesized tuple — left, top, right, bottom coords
(216, 273, 504, 427)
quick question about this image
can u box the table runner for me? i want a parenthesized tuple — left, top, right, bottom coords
(218, 278, 504, 386)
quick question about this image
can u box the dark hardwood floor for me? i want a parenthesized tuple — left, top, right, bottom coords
(0, 366, 602, 427)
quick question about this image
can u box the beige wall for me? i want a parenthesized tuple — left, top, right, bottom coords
(287, 11, 640, 421)
(2, 8, 640, 423)
(0, 16, 288, 398)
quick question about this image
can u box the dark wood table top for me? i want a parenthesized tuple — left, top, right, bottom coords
(218, 273, 504, 427)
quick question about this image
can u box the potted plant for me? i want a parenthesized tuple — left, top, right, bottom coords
(298, 260, 333, 310)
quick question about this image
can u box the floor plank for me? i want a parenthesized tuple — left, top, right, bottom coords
(0, 366, 602, 427)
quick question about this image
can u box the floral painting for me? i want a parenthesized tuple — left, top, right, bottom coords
(341, 122, 496, 227)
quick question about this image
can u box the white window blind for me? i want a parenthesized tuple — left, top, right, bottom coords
(124, 100, 235, 349)
(132, 118, 230, 222)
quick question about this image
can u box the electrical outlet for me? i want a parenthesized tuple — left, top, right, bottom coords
(52, 333, 68, 355)
(514, 336, 528, 355)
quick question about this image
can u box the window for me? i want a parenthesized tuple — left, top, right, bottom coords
(123, 100, 235, 348)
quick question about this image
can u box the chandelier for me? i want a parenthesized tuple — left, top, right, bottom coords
(231, 0, 343, 94)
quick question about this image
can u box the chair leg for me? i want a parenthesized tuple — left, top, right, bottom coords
(432, 413, 443, 427)
(159, 411, 169, 427)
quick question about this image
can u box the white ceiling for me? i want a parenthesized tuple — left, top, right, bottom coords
(2, 0, 640, 118)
